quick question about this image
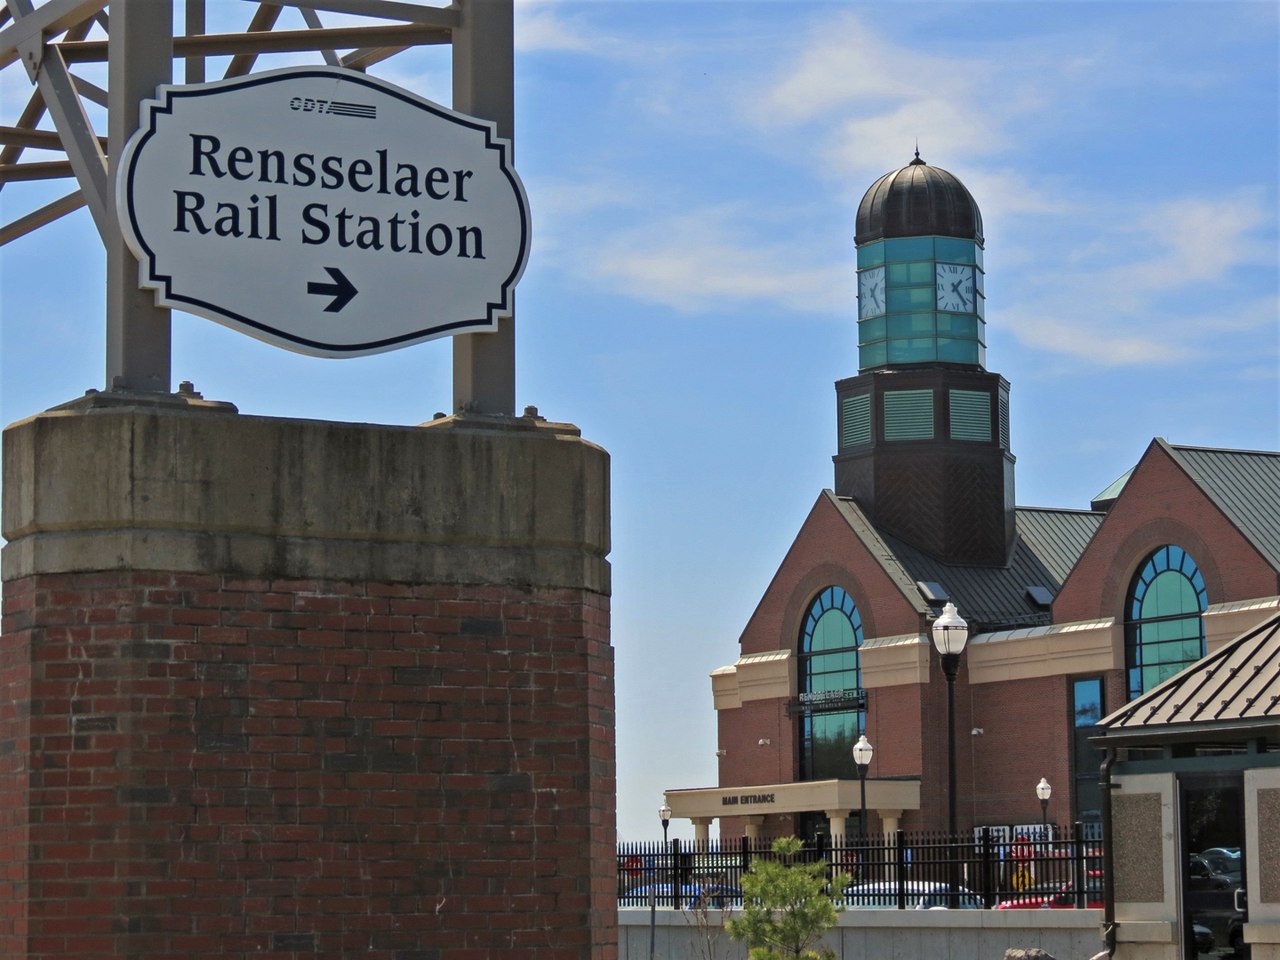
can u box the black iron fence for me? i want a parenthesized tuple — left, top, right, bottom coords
(617, 822, 1103, 910)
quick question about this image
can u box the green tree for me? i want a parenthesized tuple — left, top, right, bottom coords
(725, 837, 839, 960)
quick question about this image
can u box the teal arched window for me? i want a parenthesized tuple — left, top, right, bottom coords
(798, 586, 865, 781)
(1124, 545, 1208, 701)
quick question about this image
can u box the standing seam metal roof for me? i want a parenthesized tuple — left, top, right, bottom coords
(857, 503, 1103, 633)
(1166, 443, 1280, 570)
(1096, 609, 1280, 737)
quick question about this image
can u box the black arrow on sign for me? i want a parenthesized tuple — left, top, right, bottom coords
(307, 267, 358, 313)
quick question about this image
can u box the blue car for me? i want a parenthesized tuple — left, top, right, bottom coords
(620, 883, 742, 909)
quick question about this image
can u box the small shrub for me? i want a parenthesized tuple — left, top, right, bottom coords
(725, 836, 839, 960)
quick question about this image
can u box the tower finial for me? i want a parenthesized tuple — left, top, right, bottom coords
(910, 140, 925, 165)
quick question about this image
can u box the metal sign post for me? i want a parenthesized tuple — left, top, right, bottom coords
(2, 0, 519, 413)
(451, 0, 515, 417)
(106, 0, 172, 393)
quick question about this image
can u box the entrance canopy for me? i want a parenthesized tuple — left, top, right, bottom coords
(665, 778, 920, 841)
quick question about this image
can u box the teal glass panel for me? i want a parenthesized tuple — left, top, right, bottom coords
(887, 313, 936, 337)
(811, 608, 856, 652)
(857, 242, 885, 268)
(888, 261, 935, 284)
(1125, 545, 1208, 700)
(936, 314, 979, 337)
(799, 586, 864, 782)
(806, 712, 861, 781)
(884, 236, 934, 261)
(888, 339, 937, 364)
(1072, 677, 1105, 820)
(935, 237, 978, 264)
(859, 342, 888, 369)
(858, 317, 886, 343)
(936, 338, 980, 364)
(1074, 679, 1103, 726)
(887, 287, 934, 311)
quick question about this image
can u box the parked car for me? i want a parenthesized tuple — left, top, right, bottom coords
(845, 881, 984, 910)
(1188, 854, 1236, 890)
(1198, 847, 1243, 883)
(996, 877, 1103, 909)
(1202, 846, 1241, 860)
(1227, 913, 1245, 957)
(619, 882, 742, 909)
(1192, 922, 1215, 954)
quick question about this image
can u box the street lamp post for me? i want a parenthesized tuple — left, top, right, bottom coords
(931, 602, 968, 908)
(930, 602, 969, 837)
(650, 801, 672, 960)
(852, 735, 874, 837)
(1036, 777, 1052, 838)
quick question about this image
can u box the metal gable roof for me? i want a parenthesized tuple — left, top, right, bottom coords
(1165, 443, 1280, 570)
(1095, 609, 1280, 742)
(871, 506, 1104, 633)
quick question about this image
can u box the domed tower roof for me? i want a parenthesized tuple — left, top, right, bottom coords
(855, 151, 983, 246)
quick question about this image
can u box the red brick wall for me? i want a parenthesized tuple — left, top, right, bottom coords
(739, 493, 925, 657)
(967, 674, 1070, 828)
(717, 699, 793, 790)
(722, 492, 936, 834)
(0, 570, 614, 960)
(1055, 442, 1280, 623)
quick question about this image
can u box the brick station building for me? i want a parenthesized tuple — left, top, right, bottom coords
(665, 153, 1280, 843)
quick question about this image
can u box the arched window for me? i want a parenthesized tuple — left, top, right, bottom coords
(1124, 545, 1208, 701)
(797, 586, 865, 781)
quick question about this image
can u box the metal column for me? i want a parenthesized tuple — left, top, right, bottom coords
(451, 0, 515, 416)
(106, 0, 172, 393)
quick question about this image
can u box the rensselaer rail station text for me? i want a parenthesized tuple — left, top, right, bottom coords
(172, 133, 486, 258)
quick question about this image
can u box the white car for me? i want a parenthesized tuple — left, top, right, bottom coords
(845, 881, 984, 910)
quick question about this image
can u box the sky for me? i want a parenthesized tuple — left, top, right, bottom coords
(1, 0, 1277, 845)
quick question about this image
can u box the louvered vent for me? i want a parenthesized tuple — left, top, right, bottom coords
(999, 391, 1010, 449)
(949, 390, 991, 441)
(841, 394, 872, 447)
(883, 390, 934, 440)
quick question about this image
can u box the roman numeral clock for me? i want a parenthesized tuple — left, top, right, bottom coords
(838, 150, 1016, 567)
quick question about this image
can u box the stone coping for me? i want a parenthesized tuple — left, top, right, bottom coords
(4, 401, 610, 592)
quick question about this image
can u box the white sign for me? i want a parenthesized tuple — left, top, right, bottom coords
(117, 67, 530, 357)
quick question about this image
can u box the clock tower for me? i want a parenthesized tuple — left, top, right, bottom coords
(834, 152, 1015, 566)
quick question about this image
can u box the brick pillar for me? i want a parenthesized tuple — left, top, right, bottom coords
(1, 399, 614, 960)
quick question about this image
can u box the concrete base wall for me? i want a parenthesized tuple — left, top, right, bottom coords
(619, 907, 1105, 960)
(0, 399, 614, 960)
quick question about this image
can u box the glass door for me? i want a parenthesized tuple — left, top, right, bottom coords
(1180, 773, 1247, 959)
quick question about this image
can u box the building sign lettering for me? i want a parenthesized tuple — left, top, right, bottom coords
(117, 66, 530, 357)
(785, 688, 866, 717)
(721, 793, 776, 806)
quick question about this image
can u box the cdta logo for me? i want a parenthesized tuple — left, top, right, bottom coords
(288, 96, 375, 119)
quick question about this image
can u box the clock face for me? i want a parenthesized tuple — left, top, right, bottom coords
(858, 266, 886, 318)
(936, 263, 976, 312)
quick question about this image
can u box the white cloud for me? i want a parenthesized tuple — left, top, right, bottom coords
(1001, 187, 1276, 366)
(1011, 313, 1196, 365)
(736, 8, 1074, 215)
(586, 205, 851, 315)
(515, 0, 629, 57)
(754, 11, 973, 124)
(1122, 192, 1273, 291)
